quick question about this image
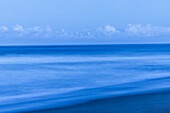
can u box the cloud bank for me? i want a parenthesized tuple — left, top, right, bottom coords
(125, 24, 170, 36)
(0, 24, 170, 39)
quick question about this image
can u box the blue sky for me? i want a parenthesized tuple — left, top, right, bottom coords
(0, 0, 170, 44)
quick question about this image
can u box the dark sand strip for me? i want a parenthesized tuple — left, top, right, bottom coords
(28, 91, 170, 113)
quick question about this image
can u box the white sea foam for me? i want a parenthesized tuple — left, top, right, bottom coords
(0, 55, 170, 64)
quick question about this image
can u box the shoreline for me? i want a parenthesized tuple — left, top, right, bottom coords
(28, 91, 170, 113)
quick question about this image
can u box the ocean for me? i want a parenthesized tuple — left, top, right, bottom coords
(0, 44, 170, 112)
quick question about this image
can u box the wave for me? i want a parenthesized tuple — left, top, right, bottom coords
(0, 55, 170, 64)
(0, 76, 170, 113)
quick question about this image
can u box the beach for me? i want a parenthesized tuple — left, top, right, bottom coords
(30, 91, 170, 113)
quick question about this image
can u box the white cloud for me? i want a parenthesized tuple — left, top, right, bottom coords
(97, 25, 119, 33)
(45, 26, 52, 32)
(1, 24, 170, 38)
(13, 25, 23, 31)
(125, 24, 170, 36)
(105, 25, 119, 32)
(28, 26, 42, 32)
(0, 26, 8, 31)
(95, 25, 120, 38)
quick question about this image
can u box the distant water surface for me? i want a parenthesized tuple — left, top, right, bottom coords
(0, 44, 170, 112)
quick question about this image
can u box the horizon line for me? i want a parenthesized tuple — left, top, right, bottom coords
(1, 42, 170, 46)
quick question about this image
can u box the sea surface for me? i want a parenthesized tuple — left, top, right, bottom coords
(0, 44, 170, 112)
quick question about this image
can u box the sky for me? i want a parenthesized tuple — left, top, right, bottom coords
(0, 0, 170, 44)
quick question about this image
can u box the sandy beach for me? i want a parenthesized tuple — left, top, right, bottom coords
(29, 91, 170, 113)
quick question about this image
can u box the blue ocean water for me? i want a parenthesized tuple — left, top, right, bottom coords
(0, 44, 170, 112)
